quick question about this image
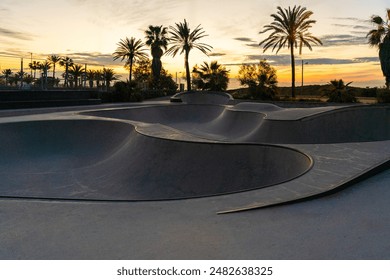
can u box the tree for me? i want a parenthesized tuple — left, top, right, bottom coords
(38, 61, 51, 89)
(1, 69, 12, 86)
(28, 61, 41, 79)
(68, 64, 85, 87)
(59, 56, 74, 87)
(322, 79, 357, 103)
(113, 37, 148, 82)
(192, 61, 229, 91)
(102, 68, 118, 90)
(133, 58, 153, 86)
(133, 58, 177, 93)
(145, 25, 169, 85)
(48, 55, 61, 80)
(86, 70, 95, 88)
(367, 9, 390, 89)
(166, 19, 212, 91)
(238, 60, 278, 100)
(259, 5, 322, 98)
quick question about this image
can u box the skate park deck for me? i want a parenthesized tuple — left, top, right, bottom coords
(1, 93, 390, 259)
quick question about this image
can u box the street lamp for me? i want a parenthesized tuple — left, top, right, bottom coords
(301, 60, 308, 95)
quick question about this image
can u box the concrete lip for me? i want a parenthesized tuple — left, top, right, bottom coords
(0, 100, 389, 212)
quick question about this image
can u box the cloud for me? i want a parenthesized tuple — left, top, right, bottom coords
(241, 54, 379, 66)
(59, 52, 117, 67)
(209, 52, 226, 57)
(320, 34, 367, 46)
(0, 27, 33, 40)
(234, 37, 256, 43)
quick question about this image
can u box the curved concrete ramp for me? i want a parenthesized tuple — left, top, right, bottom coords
(0, 119, 311, 200)
(170, 91, 233, 105)
(84, 104, 390, 144)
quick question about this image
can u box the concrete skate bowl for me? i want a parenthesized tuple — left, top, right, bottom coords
(0, 119, 311, 201)
(82, 104, 390, 144)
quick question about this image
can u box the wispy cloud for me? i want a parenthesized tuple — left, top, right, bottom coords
(234, 37, 256, 43)
(0, 27, 33, 41)
(209, 52, 226, 57)
(320, 34, 367, 46)
(242, 54, 379, 66)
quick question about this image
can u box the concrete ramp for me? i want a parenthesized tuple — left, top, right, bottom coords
(84, 104, 390, 144)
(0, 119, 311, 200)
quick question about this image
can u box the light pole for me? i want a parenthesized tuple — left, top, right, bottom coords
(30, 52, 33, 77)
(301, 60, 308, 95)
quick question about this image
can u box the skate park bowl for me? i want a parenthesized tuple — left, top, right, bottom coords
(0, 118, 311, 200)
(1, 92, 390, 212)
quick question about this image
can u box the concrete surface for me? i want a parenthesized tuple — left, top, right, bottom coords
(0, 93, 389, 259)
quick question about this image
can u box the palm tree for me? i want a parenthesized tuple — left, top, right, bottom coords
(367, 9, 390, 89)
(113, 37, 148, 82)
(2, 69, 12, 86)
(86, 70, 95, 88)
(102, 68, 118, 91)
(323, 79, 357, 103)
(192, 61, 229, 91)
(259, 5, 322, 98)
(94, 69, 103, 88)
(59, 56, 74, 87)
(48, 55, 61, 80)
(28, 61, 41, 79)
(166, 19, 212, 91)
(145, 25, 169, 85)
(68, 64, 85, 87)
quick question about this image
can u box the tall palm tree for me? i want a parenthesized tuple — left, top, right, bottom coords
(59, 56, 74, 87)
(259, 5, 322, 98)
(145, 25, 169, 85)
(113, 37, 148, 82)
(192, 61, 229, 91)
(166, 19, 212, 91)
(48, 55, 61, 80)
(68, 64, 85, 87)
(367, 9, 390, 89)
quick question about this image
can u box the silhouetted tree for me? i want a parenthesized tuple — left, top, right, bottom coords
(145, 25, 169, 86)
(192, 61, 229, 91)
(367, 9, 390, 89)
(113, 37, 148, 82)
(322, 79, 357, 103)
(166, 19, 212, 91)
(102, 68, 118, 90)
(68, 64, 85, 87)
(48, 55, 61, 80)
(238, 60, 278, 100)
(59, 56, 74, 87)
(259, 5, 322, 98)
(1, 69, 12, 86)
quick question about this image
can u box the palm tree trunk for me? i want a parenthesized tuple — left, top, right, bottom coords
(290, 43, 296, 98)
(65, 64, 68, 87)
(53, 63, 56, 79)
(129, 58, 133, 82)
(185, 50, 191, 91)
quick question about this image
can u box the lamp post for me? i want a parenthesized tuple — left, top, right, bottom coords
(301, 60, 308, 96)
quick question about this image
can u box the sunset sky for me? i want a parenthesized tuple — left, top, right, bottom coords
(0, 0, 389, 88)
